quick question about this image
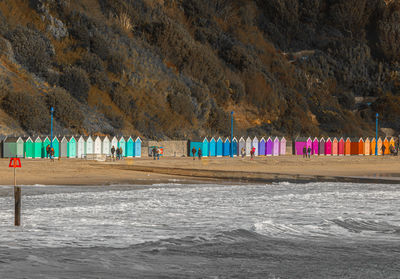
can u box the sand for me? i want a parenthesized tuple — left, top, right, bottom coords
(1, 155, 400, 186)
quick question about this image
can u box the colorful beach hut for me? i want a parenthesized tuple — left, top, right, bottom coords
(51, 137, 60, 158)
(349, 137, 358, 155)
(60, 136, 68, 158)
(306, 137, 312, 153)
(203, 137, 209, 157)
(118, 136, 126, 157)
(339, 137, 345, 156)
(383, 137, 390, 155)
(223, 138, 230, 156)
(332, 138, 338, 156)
(94, 136, 102, 155)
(101, 136, 110, 156)
(325, 138, 332, 155)
(252, 137, 259, 156)
(266, 137, 273, 156)
(245, 137, 252, 156)
(364, 138, 370, 155)
(67, 136, 77, 158)
(33, 136, 42, 158)
(3, 137, 24, 158)
(42, 136, 51, 158)
(126, 136, 134, 157)
(216, 137, 223, 157)
(209, 137, 216, 157)
(319, 138, 325, 155)
(134, 137, 142, 157)
(312, 137, 319, 155)
(239, 137, 245, 156)
(111, 136, 118, 153)
(232, 137, 238, 156)
(370, 138, 377, 155)
(189, 138, 203, 157)
(77, 136, 85, 158)
(259, 137, 266, 156)
(24, 137, 34, 158)
(280, 137, 286, 155)
(356, 138, 364, 155)
(273, 137, 279, 156)
(390, 137, 396, 154)
(377, 137, 383, 155)
(294, 137, 307, 155)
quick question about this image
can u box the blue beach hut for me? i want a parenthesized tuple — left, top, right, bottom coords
(202, 137, 209, 157)
(126, 136, 134, 157)
(189, 138, 203, 157)
(134, 137, 142, 157)
(259, 137, 266, 156)
(209, 137, 216, 157)
(223, 138, 230, 156)
(216, 137, 223, 157)
(232, 137, 238, 156)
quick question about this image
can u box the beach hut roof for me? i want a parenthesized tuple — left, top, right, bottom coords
(135, 136, 142, 142)
(217, 136, 223, 141)
(4, 136, 22, 143)
(232, 137, 238, 142)
(23, 136, 33, 142)
(239, 137, 245, 142)
(118, 136, 125, 141)
(100, 135, 109, 141)
(267, 137, 273, 141)
(281, 136, 286, 141)
(295, 137, 308, 142)
(253, 136, 258, 140)
(358, 137, 364, 142)
(274, 136, 279, 140)
(224, 138, 230, 143)
(61, 136, 68, 142)
(320, 137, 325, 141)
(209, 137, 216, 142)
(313, 137, 319, 141)
(83, 135, 92, 140)
(66, 135, 76, 141)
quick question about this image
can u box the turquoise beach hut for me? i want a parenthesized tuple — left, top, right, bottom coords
(67, 136, 77, 158)
(52, 136, 60, 158)
(223, 138, 230, 156)
(209, 137, 216, 157)
(118, 136, 126, 157)
(126, 136, 134, 157)
(42, 136, 51, 157)
(24, 137, 34, 158)
(33, 136, 42, 158)
(189, 138, 203, 157)
(202, 137, 209, 157)
(232, 137, 238, 156)
(216, 137, 223, 157)
(134, 137, 142, 157)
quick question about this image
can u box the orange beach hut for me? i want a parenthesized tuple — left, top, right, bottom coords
(357, 138, 364, 155)
(371, 138, 377, 155)
(377, 137, 383, 155)
(364, 138, 370, 155)
(332, 138, 338, 156)
(344, 137, 351, 156)
(383, 137, 390, 155)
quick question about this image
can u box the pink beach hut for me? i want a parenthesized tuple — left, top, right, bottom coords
(280, 137, 286, 155)
(306, 137, 312, 152)
(295, 137, 307, 155)
(338, 137, 345, 156)
(364, 138, 370, 155)
(332, 138, 338, 156)
(266, 137, 273, 156)
(325, 138, 332, 155)
(312, 137, 319, 155)
(273, 137, 280, 156)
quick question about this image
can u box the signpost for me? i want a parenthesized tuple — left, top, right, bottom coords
(375, 113, 379, 156)
(9, 158, 22, 226)
(230, 111, 234, 158)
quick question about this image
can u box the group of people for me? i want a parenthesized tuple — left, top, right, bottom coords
(152, 147, 161, 160)
(111, 146, 124, 161)
(302, 146, 312, 158)
(191, 147, 202, 160)
(45, 145, 55, 161)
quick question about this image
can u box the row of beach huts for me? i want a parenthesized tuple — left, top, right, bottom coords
(0, 135, 142, 158)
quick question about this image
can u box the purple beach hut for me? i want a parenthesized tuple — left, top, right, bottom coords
(280, 137, 286, 155)
(273, 137, 279, 156)
(266, 137, 273, 156)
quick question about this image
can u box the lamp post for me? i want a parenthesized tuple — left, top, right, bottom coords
(375, 113, 378, 156)
(51, 107, 54, 149)
(230, 111, 234, 158)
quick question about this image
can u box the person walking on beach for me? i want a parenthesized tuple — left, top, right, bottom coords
(152, 147, 157, 160)
(382, 144, 386, 156)
(198, 148, 202, 160)
(119, 147, 123, 160)
(250, 147, 255, 160)
(303, 146, 307, 158)
(111, 146, 115, 161)
(50, 147, 55, 162)
(307, 146, 312, 158)
(156, 147, 160, 160)
(192, 147, 196, 160)
(46, 144, 50, 159)
(241, 147, 245, 158)
(116, 147, 120, 160)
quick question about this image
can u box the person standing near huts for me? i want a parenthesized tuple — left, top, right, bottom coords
(192, 146, 196, 160)
(241, 147, 245, 158)
(119, 147, 123, 160)
(111, 146, 115, 161)
(198, 148, 202, 160)
(307, 146, 312, 158)
(46, 144, 50, 159)
(250, 147, 255, 160)
(303, 145, 307, 158)
(152, 146, 157, 160)
(116, 147, 120, 160)
(381, 144, 386, 156)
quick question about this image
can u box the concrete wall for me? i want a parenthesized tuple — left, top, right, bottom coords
(143, 140, 188, 157)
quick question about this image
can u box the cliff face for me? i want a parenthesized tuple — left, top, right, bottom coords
(0, 0, 399, 138)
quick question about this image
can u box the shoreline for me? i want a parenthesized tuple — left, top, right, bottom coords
(0, 156, 400, 186)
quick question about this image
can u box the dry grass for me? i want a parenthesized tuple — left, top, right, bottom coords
(0, 0, 45, 30)
(52, 37, 86, 66)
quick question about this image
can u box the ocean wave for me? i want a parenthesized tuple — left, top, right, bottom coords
(330, 217, 400, 234)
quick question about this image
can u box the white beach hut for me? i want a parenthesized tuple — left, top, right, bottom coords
(77, 136, 85, 158)
(94, 136, 102, 155)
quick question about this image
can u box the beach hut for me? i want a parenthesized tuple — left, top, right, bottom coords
(245, 137, 252, 156)
(325, 138, 332, 156)
(319, 138, 325, 156)
(239, 137, 245, 156)
(252, 137, 259, 156)
(223, 138, 230, 156)
(377, 137, 383, 155)
(259, 137, 266, 156)
(67, 136, 77, 158)
(357, 138, 364, 155)
(232, 137, 238, 156)
(42, 136, 51, 158)
(294, 137, 307, 155)
(33, 136, 42, 158)
(93, 136, 102, 155)
(280, 137, 287, 155)
(332, 138, 338, 156)
(101, 136, 110, 156)
(84, 136, 94, 155)
(370, 138, 377, 155)
(126, 136, 134, 157)
(51, 136, 60, 158)
(60, 136, 68, 158)
(364, 138, 370, 155)
(118, 136, 126, 157)
(266, 137, 273, 156)
(203, 137, 209, 157)
(273, 137, 279, 156)
(209, 137, 216, 157)
(312, 137, 319, 155)
(339, 138, 345, 156)
(306, 137, 312, 152)
(24, 137, 34, 158)
(383, 137, 390, 155)
(134, 137, 142, 157)
(216, 137, 223, 157)
(76, 136, 85, 158)
(3, 137, 24, 158)
(349, 137, 358, 155)
(111, 136, 118, 154)
(189, 138, 203, 157)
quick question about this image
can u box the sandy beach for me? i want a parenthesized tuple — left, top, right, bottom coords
(1, 155, 400, 186)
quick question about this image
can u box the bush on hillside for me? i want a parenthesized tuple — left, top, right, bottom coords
(60, 67, 90, 102)
(76, 52, 105, 73)
(167, 92, 195, 122)
(107, 51, 125, 76)
(46, 88, 84, 129)
(1, 91, 48, 133)
(90, 32, 110, 60)
(90, 70, 111, 91)
(110, 84, 136, 117)
(378, 1, 400, 61)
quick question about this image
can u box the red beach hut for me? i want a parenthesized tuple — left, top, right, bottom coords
(357, 138, 364, 155)
(332, 138, 338, 156)
(344, 137, 351, 156)
(312, 137, 319, 155)
(325, 138, 332, 156)
(338, 137, 345, 156)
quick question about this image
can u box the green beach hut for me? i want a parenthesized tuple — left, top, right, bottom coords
(24, 136, 34, 158)
(126, 136, 134, 157)
(118, 136, 126, 157)
(3, 137, 24, 158)
(42, 136, 51, 158)
(67, 136, 77, 158)
(52, 136, 60, 158)
(33, 136, 42, 158)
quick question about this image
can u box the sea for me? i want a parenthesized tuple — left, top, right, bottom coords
(0, 182, 399, 278)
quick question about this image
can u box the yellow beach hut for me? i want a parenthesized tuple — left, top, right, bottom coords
(377, 137, 383, 155)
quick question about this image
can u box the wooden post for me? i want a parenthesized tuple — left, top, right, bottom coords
(14, 167, 21, 226)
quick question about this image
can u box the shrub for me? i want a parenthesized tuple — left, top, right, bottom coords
(1, 91, 48, 133)
(76, 52, 105, 73)
(110, 84, 136, 117)
(90, 32, 110, 60)
(167, 92, 195, 122)
(59, 67, 90, 102)
(90, 70, 111, 91)
(107, 51, 125, 76)
(378, 1, 400, 61)
(5, 26, 52, 76)
(46, 88, 84, 129)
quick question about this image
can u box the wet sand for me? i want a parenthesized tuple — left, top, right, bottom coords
(1, 155, 400, 186)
